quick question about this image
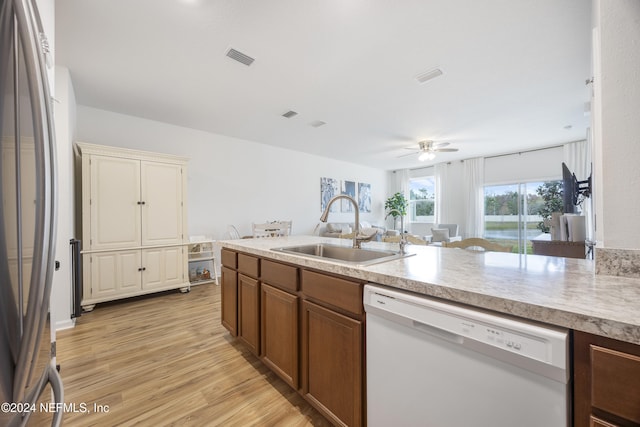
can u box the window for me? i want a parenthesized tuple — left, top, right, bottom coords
(409, 176, 435, 222)
(484, 180, 562, 253)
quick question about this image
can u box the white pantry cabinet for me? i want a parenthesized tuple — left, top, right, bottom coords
(76, 142, 189, 310)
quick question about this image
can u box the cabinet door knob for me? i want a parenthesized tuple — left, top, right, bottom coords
(138, 267, 146, 271)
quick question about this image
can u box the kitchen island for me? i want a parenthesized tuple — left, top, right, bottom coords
(219, 235, 640, 426)
(220, 235, 639, 344)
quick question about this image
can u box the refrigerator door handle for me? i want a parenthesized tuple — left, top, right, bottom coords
(18, 362, 64, 427)
(11, 0, 57, 404)
(47, 363, 64, 427)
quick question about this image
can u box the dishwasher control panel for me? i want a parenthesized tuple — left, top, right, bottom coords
(464, 322, 546, 360)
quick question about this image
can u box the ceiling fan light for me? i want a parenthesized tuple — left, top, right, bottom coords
(418, 152, 435, 161)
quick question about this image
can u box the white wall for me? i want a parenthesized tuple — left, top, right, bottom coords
(593, 0, 640, 249)
(75, 106, 388, 241)
(50, 68, 76, 330)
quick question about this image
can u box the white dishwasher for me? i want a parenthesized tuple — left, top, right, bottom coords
(364, 284, 570, 427)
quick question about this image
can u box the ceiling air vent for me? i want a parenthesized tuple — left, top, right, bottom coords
(282, 110, 298, 118)
(415, 67, 443, 84)
(310, 120, 326, 128)
(226, 48, 255, 66)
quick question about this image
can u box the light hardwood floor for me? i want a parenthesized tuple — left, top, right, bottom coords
(32, 284, 332, 426)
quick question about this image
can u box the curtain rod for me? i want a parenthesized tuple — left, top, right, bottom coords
(484, 144, 564, 160)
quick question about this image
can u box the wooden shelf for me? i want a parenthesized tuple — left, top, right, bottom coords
(188, 240, 218, 285)
(532, 238, 586, 259)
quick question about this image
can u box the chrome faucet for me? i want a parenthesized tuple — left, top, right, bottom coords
(320, 195, 362, 248)
(385, 209, 407, 254)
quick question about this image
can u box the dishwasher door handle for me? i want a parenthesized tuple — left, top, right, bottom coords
(412, 320, 464, 345)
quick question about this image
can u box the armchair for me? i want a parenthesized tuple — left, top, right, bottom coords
(425, 223, 462, 245)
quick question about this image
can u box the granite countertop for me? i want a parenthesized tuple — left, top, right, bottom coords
(219, 235, 640, 346)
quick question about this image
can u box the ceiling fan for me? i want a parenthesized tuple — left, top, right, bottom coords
(399, 140, 459, 161)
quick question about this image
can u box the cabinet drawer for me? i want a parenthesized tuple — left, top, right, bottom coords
(301, 270, 363, 315)
(221, 249, 237, 269)
(591, 345, 640, 423)
(262, 259, 298, 292)
(238, 253, 260, 278)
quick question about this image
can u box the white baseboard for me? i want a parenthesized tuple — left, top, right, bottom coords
(55, 318, 76, 331)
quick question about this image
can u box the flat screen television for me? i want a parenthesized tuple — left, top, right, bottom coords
(562, 163, 577, 213)
(562, 162, 592, 214)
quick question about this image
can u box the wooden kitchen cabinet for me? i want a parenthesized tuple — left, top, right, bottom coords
(260, 260, 299, 389)
(87, 155, 141, 250)
(301, 269, 365, 427)
(221, 266, 238, 336)
(220, 250, 365, 427)
(221, 249, 238, 336)
(76, 142, 189, 310)
(89, 249, 142, 299)
(237, 253, 261, 355)
(83, 149, 185, 250)
(141, 246, 186, 290)
(88, 246, 185, 299)
(302, 300, 363, 427)
(261, 283, 299, 388)
(574, 330, 640, 426)
(238, 274, 260, 355)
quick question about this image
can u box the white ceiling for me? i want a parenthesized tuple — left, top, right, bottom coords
(55, 0, 592, 171)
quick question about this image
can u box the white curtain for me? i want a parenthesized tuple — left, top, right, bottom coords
(390, 169, 410, 230)
(434, 163, 448, 223)
(564, 139, 593, 240)
(392, 169, 410, 201)
(463, 157, 485, 238)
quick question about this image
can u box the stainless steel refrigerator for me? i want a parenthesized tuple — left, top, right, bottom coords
(1, 0, 63, 426)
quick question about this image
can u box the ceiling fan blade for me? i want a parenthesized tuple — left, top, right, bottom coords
(431, 142, 450, 148)
(434, 148, 458, 152)
(397, 151, 420, 158)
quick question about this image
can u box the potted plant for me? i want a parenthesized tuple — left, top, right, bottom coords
(385, 192, 408, 231)
(535, 181, 563, 234)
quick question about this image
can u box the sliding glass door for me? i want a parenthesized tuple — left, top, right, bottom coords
(484, 180, 561, 254)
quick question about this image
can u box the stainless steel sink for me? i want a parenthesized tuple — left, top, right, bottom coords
(271, 243, 411, 266)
